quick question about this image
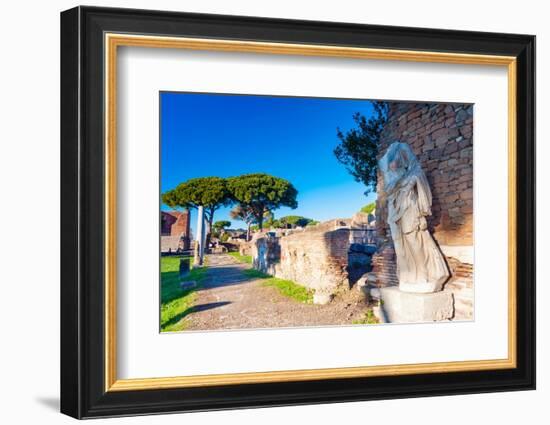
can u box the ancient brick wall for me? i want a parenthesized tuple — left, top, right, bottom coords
(161, 212, 178, 236)
(161, 210, 191, 250)
(171, 211, 190, 238)
(251, 221, 351, 298)
(372, 102, 474, 318)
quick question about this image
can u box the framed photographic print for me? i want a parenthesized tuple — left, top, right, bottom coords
(60, 6, 536, 419)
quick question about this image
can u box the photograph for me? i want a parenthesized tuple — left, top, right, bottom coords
(159, 92, 474, 332)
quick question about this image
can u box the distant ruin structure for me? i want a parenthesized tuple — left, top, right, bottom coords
(161, 210, 191, 254)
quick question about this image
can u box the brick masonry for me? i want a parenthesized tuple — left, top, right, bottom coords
(372, 102, 474, 320)
(161, 210, 191, 251)
(251, 221, 351, 296)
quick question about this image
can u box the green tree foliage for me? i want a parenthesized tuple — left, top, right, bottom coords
(212, 220, 231, 238)
(227, 173, 298, 230)
(334, 101, 389, 195)
(360, 202, 376, 215)
(161, 177, 232, 230)
(277, 215, 314, 229)
(213, 220, 231, 231)
(229, 205, 256, 241)
(161, 189, 181, 210)
(264, 217, 278, 229)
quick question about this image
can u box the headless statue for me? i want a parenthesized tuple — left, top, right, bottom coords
(379, 142, 450, 293)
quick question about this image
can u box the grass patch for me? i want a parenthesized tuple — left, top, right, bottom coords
(227, 251, 252, 264)
(352, 308, 379, 325)
(242, 268, 313, 303)
(262, 277, 313, 304)
(160, 256, 207, 332)
(242, 269, 270, 279)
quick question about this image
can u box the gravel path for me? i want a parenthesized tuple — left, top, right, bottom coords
(188, 253, 369, 331)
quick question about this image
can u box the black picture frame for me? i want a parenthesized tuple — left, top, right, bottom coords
(60, 5, 535, 419)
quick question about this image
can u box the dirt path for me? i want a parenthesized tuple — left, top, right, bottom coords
(188, 253, 369, 331)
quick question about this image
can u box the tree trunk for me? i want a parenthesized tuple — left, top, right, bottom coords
(260, 205, 268, 230)
(246, 223, 251, 241)
(206, 210, 215, 251)
(208, 214, 214, 235)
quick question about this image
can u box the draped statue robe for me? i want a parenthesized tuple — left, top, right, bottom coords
(380, 142, 450, 293)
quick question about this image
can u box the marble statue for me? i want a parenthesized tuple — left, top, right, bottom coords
(379, 142, 450, 293)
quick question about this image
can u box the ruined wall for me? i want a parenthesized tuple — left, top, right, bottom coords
(171, 210, 190, 240)
(372, 102, 474, 319)
(251, 221, 351, 302)
(161, 210, 191, 250)
(161, 211, 178, 236)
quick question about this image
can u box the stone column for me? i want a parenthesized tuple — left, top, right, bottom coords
(194, 205, 205, 266)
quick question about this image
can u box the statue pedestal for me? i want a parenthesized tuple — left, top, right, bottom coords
(378, 286, 454, 323)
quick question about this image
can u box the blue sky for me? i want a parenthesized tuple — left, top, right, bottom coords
(160, 92, 377, 234)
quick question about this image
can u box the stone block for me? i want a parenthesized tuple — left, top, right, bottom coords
(368, 286, 381, 300)
(179, 257, 191, 278)
(372, 305, 387, 324)
(313, 292, 333, 305)
(180, 280, 197, 291)
(379, 286, 454, 323)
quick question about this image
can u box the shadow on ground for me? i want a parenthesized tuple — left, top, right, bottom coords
(162, 301, 232, 328)
(200, 266, 255, 289)
(35, 396, 59, 411)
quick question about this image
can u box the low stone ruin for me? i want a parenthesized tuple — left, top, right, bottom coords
(251, 216, 376, 304)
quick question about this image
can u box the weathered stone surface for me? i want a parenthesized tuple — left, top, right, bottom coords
(379, 142, 450, 293)
(161, 210, 191, 251)
(180, 280, 197, 290)
(313, 293, 333, 305)
(371, 243, 399, 286)
(350, 211, 374, 228)
(161, 235, 188, 254)
(375, 102, 474, 248)
(445, 282, 473, 320)
(179, 257, 191, 278)
(355, 274, 368, 288)
(210, 245, 228, 254)
(379, 286, 454, 323)
(251, 233, 280, 274)
(251, 225, 351, 302)
(368, 285, 381, 300)
(439, 245, 473, 265)
(372, 305, 386, 323)
(238, 241, 252, 256)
